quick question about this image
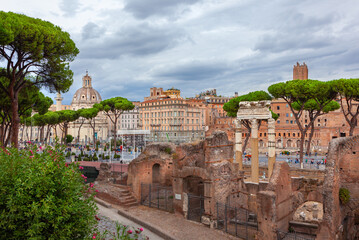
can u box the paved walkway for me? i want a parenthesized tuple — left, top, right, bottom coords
(97, 204, 164, 240)
(96, 199, 240, 240)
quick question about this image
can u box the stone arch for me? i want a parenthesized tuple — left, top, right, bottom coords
(152, 163, 161, 184)
(276, 139, 281, 148)
(259, 139, 265, 147)
(307, 190, 323, 203)
(296, 140, 301, 148)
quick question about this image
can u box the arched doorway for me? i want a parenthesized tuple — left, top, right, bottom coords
(152, 163, 161, 184)
(183, 176, 204, 196)
(184, 176, 205, 222)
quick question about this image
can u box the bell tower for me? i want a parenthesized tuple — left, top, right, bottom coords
(293, 62, 308, 80)
(82, 70, 92, 88)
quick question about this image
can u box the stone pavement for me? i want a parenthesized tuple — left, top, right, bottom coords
(96, 198, 240, 240)
(97, 203, 164, 240)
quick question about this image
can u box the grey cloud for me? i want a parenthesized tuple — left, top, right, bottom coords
(59, 0, 81, 17)
(79, 24, 187, 59)
(154, 61, 231, 81)
(123, 0, 201, 19)
(82, 22, 105, 40)
(254, 33, 334, 53)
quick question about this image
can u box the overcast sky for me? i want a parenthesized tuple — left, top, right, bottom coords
(2, 0, 359, 104)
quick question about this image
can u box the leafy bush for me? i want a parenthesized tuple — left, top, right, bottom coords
(0, 144, 98, 239)
(83, 157, 90, 161)
(65, 134, 74, 144)
(93, 157, 99, 161)
(114, 154, 121, 159)
(105, 155, 110, 160)
(104, 145, 107, 151)
(66, 151, 71, 157)
(164, 147, 172, 154)
(339, 188, 350, 204)
(71, 152, 76, 155)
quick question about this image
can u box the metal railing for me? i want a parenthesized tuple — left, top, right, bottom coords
(216, 202, 258, 240)
(140, 183, 174, 213)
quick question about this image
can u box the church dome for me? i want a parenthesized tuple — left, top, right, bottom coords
(71, 72, 102, 107)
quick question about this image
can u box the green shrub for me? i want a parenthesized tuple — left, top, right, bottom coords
(114, 154, 121, 159)
(71, 152, 76, 155)
(83, 157, 90, 161)
(339, 188, 350, 204)
(66, 151, 71, 158)
(104, 146, 107, 151)
(164, 147, 172, 154)
(0, 144, 97, 239)
(105, 155, 110, 160)
(65, 134, 74, 144)
(93, 157, 99, 161)
(78, 155, 82, 161)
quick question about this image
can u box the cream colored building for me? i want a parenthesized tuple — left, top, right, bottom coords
(51, 72, 109, 145)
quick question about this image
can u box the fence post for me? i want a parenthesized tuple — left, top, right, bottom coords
(246, 209, 248, 239)
(157, 185, 160, 209)
(200, 196, 203, 222)
(235, 207, 237, 237)
(187, 194, 190, 220)
(216, 202, 219, 229)
(165, 188, 167, 211)
(149, 184, 152, 208)
(225, 204, 228, 233)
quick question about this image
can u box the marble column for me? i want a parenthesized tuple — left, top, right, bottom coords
(235, 119, 243, 170)
(267, 118, 276, 178)
(251, 119, 259, 183)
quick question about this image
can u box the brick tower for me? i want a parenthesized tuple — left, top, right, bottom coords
(293, 62, 308, 80)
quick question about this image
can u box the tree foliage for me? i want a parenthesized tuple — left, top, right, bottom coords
(331, 78, 359, 136)
(96, 98, 134, 149)
(0, 11, 78, 147)
(268, 79, 337, 165)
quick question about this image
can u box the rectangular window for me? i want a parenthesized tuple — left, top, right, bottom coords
(277, 106, 280, 110)
(286, 113, 289, 117)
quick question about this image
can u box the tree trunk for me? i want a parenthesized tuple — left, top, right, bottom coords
(242, 131, 250, 153)
(40, 126, 44, 144)
(77, 119, 85, 143)
(306, 122, 315, 155)
(0, 122, 4, 146)
(10, 88, 19, 148)
(299, 132, 305, 168)
(91, 120, 96, 147)
(113, 117, 117, 150)
(349, 117, 357, 136)
(5, 124, 11, 147)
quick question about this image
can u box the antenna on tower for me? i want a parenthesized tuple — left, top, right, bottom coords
(86, 69, 88, 75)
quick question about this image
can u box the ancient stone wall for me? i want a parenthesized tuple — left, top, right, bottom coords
(317, 136, 359, 240)
(257, 162, 294, 240)
(127, 142, 175, 199)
